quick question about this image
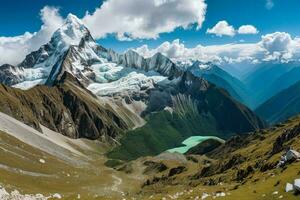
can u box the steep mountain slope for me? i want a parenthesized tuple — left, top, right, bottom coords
(0, 14, 91, 89)
(262, 66, 300, 102)
(188, 62, 250, 106)
(0, 72, 135, 141)
(256, 80, 300, 124)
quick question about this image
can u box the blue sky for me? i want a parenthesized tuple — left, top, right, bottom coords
(1, 0, 300, 52)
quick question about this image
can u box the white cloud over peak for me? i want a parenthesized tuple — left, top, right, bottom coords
(238, 25, 259, 34)
(207, 21, 259, 37)
(0, 6, 64, 65)
(135, 32, 300, 65)
(207, 21, 235, 37)
(83, 0, 207, 40)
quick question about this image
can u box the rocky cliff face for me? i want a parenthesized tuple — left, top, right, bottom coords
(0, 72, 132, 141)
(0, 64, 25, 85)
(115, 50, 182, 78)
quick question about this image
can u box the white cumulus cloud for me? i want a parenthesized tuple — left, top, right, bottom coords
(0, 6, 64, 65)
(83, 0, 207, 40)
(259, 32, 296, 61)
(207, 20, 235, 37)
(135, 32, 300, 64)
(238, 25, 259, 34)
(207, 21, 259, 37)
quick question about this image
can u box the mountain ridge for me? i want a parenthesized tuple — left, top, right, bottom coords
(256, 80, 300, 124)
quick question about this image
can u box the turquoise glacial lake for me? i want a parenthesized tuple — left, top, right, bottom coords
(167, 136, 224, 154)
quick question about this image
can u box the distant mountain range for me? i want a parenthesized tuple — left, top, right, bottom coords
(256, 80, 300, 124)
(187, 61, 250, 106)
(214, 60, 300, 124)
(242, 62, 300, 108)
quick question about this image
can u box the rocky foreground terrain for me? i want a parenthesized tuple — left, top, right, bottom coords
(0, 110, 300, 200)
(121, 115, 300, 200)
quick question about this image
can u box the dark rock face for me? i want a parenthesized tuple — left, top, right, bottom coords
(115, 50, 183, 79)
(0, 64, 24, 85)
(197, 154, 246, 178)
(186, 139, 223, 155)
(18, 44, 53, 69)
(271, 124, 300, 155)
(236, 166, 254, 181)
(143, 161, 168, 174)
(168, 166, 187, 177)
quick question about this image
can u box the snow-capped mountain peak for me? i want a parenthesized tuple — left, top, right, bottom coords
(51, 14, 90, 48)
(0, 13, 181, 91)
(65, 13, 83, 25)
(5, 14, 98, 89)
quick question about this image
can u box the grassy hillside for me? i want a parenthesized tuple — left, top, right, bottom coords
(107, 110, 223, 161)
(0, 130, 145, 199)
(133, 115, 300, 200)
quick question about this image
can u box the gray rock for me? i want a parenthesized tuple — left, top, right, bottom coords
(285, 183, 293, 192)
(294, 179, 300, 192)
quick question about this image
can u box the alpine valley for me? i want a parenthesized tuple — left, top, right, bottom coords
(0, 14, 300, 200)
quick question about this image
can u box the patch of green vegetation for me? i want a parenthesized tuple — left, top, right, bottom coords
(107, 110, 228, 161)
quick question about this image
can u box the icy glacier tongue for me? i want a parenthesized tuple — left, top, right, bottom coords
(88, 70, 169, 97)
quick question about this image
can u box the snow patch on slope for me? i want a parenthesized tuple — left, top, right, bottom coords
(12, 79, 46, 90)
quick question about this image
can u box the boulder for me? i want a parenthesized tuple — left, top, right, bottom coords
(285, 179, 300, 193)
(286, 150, 300, 161)
(294, 179, 300, 192)
(285, 183, 294, 192)
(277, 149, 300, 167)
